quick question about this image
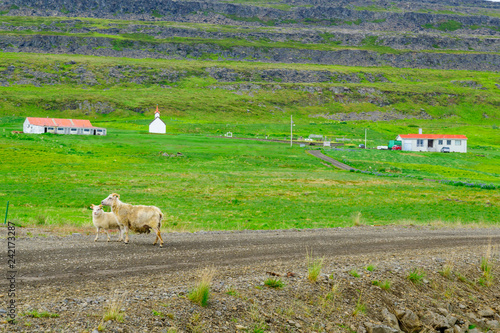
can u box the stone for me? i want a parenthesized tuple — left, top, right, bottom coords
(381, 308, 400, 330)
(486, 320, 500, 330)
(365, 323, 399, 333)
(478, 307, 495, 318)
(399, 309, 422, 333)
(421, 311, 450, 329)
(446, 315, 457, 326)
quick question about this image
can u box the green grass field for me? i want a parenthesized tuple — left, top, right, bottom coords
(0, 52, 499, 231)
(1, 121, 498, 231)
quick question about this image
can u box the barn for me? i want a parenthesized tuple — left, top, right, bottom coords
(396, 134, 467, 153)
(149, 106, 166, 134)
(23, 117, 107, 135)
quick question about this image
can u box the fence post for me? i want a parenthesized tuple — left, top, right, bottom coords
(4, 201, 9, 224)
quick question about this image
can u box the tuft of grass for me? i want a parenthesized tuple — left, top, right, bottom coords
(352, 212, 363, 226)
(349, 269, 360, 278)
(188, 267, 215, 307)
(407, 268, 426, 285)
(372, 279, 391, 290)
(352, 290, 366, 316)
(439, 263, 454, 279)
(365, 264, 376, 272)
(306, 250, 324, 282)
(226, 287, 240, 297)
(102, 291, 126, 322)
(22, 310, 59, 318)
(264, 278, 284, 289)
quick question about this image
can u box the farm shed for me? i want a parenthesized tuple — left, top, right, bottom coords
(149, 106, 166, 134)
(23, 117, 107, 135)
(395, 134, 467, 153)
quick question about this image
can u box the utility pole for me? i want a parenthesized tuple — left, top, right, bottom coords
(365, 128, 367, 149)
(290, 115, 293, 147)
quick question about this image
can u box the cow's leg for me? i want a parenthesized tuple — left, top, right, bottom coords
(94, 227, 100, 242)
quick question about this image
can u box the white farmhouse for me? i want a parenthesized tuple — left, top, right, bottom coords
(149, 106, 166, 134)
(396, 134, 467, 153)
(23, 117, 106, 135)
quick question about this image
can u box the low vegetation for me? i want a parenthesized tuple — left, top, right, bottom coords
(188, 268, 215, 307)
(306, 251, 324, 282)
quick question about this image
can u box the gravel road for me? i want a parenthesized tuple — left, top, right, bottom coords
(3, 226, 499, 288)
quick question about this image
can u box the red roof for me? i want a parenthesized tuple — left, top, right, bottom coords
(27, 117, 95, 128)
(398, 134, 467, 140)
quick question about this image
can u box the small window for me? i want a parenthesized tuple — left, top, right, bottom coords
(84, 129, 89, 132)
(447, 140, 451, 145)
(71, 128, 77, 132)
(97, 129, 102, 132)
(455, 140, 461, 146)
(48, 127, 54, 130)
(417, 139, 424, 147)
(58, 128, 64, 131)
(438, 140, 443, 145)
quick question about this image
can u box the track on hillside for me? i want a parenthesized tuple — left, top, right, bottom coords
(306, 150, 355, 170)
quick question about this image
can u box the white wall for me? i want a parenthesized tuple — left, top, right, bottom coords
(149, 118, 166, 134)
(397, 136, 467, 153)
(23, 119, 45, 134)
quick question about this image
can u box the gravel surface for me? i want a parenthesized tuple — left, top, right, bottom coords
(0, 226, 499, 332)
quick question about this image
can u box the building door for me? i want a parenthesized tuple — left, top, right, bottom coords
(44, 127, 47, 133)
(404, 142, 412, 151)
(428, 140, 434, 148)
(93, 129, 96, 135)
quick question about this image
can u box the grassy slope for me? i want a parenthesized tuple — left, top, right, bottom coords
(0, 126, 498, 230)
(0, 10, 499, 230)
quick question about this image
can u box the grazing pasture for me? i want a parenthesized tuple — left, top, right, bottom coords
(1, 120, 498, 230)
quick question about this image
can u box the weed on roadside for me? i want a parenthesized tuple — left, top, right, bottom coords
(264, 278, 284, 289)
(352, 290, 366, 316)
(188, 267, 215, 307)
(439, 262, 454, 280)
(407, 268, 426, 285)
(22, 310, 59, 318)
(306, 250, 324, 282)
(372, 279, 391, 290)
(102, 291, 126, 322)
(365, 264, 376, 272)
(349, 269, 360, 278)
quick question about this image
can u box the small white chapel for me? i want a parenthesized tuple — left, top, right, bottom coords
(149, 105, 166, 134)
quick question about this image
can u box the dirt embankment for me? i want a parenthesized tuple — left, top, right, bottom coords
(0, 226, 499, 332)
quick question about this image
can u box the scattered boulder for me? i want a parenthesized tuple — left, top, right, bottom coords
(399, 309, 422, 333)
(421, 311, 450, 330)
(365, 322, 399, 333)
(478, 307, 495, 318)
(381, 308, 400, 330)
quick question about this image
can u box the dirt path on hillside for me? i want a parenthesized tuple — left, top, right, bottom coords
(2, 226, 499, 288)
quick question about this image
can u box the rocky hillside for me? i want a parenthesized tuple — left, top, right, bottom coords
(0, 0, 499, 71)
